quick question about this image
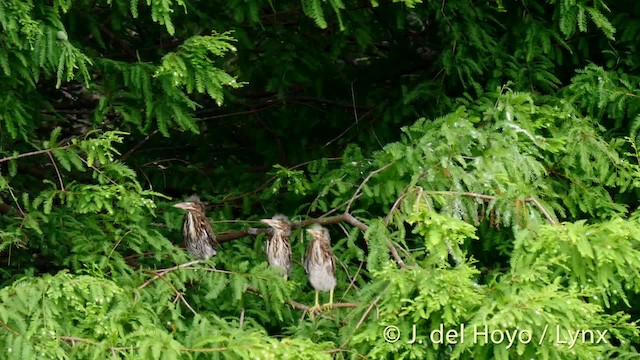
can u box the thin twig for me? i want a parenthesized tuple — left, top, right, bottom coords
(345, 162, 395, 213)
(387, 241, 407, 268)
(108, 229, 133, 259)
(78, 157, 119, 186)
(385, 192, 408, 226)
(60, 336, 100, 347)
(341, 295, 382, 348)
(324, 109, 374, 147)
(287, 300, 358, 312)
(350, 81, 358, 124)
(177, 267, 270, 280)
(7, 187, 25, 216)
(216, 213, 362, 242)
(524, 197, 558, 225)
(47, 151, 65, 191)
(316, 191, 360, 218)
(156, 274, 198, 316)
(0, 146, 71, 164)
(138, 260, 203, 289)
(121, 130, 159, 161)
(0, 321, 19, 335)
(341, 261, 364, 300)
(337, 256, 358, 296)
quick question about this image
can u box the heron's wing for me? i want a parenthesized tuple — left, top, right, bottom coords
(201, 217, 218, 246)
(303, 240, 313, 274)
(181, 217, 189, 241)
(283, 234, 293, 276)
(322, 242, 336, 276)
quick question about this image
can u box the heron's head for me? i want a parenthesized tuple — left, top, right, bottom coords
(173, 195, 205, 214)
(261, 214, 292, 233)
(306, 224, 330, 242)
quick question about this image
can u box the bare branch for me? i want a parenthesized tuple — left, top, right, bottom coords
(387, 241, 408, 268)
(341, 295, 382, 347)
(121, 129, 159, 161)
(156, 273, 198, 316)
(7, 186, 25, 217)
(138, 260, 203, 289)
(286, 300, 358, 313)
(60, 336, 100, 347)
(0, 321, 20, 335)
(216, 213, 361, 243)
(0, 145, 71, 165)
(341, 261, 364, 300)
(47, 151, 65, 191)
(524, 197, 558, 225)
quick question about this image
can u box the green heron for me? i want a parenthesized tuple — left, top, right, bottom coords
(304, 224, 336, 313)
(173, 195, 217, 260)
(260, 214, 293, 279)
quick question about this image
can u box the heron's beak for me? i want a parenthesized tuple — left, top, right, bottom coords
(261, 219, 277, 227)
(306, 228, 320, 237)
(173, 202, 190, 210)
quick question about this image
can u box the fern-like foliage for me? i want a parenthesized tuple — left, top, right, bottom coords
(155, 32, 243, 105)
(563, 64, 640, 136)
(0, 271, 331, 359)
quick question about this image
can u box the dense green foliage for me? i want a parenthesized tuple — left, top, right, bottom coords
(1, 0, 640, 358)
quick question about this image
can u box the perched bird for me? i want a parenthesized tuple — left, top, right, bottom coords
(304, 224, 336, 313)
(173, 195, 217, 260)
(260, 214, 293, 279)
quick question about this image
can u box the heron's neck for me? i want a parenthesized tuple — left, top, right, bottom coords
(185, 212, 202, 237)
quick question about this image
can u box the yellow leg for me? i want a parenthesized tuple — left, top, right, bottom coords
(322, 288, 334, 309)
(309, 291, 321, 316)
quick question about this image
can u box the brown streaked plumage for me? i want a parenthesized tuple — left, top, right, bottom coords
(173, 195, 217, 260)
(304, 224, 336, 313)
(260, 214, 293, 279)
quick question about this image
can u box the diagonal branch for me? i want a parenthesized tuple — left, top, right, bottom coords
(155, 272, 198, 316)
(340, 295, 382, 348)
(0, 321, 20, 336)
(524, 197, 558, 225)
(138, 260, 203, 289)
(345, 162, 395, 213)
(47, 151, 65, 191)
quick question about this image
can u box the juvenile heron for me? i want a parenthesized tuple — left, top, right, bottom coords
(260, 214, 293, 279)
(304, 224, 336, 313)
(173, 195, 217, 260)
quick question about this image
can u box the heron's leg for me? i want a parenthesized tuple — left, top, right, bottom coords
(309, 291, 322, 317)
(323, 288, 334, 309)
(329, 288, 334, 306)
